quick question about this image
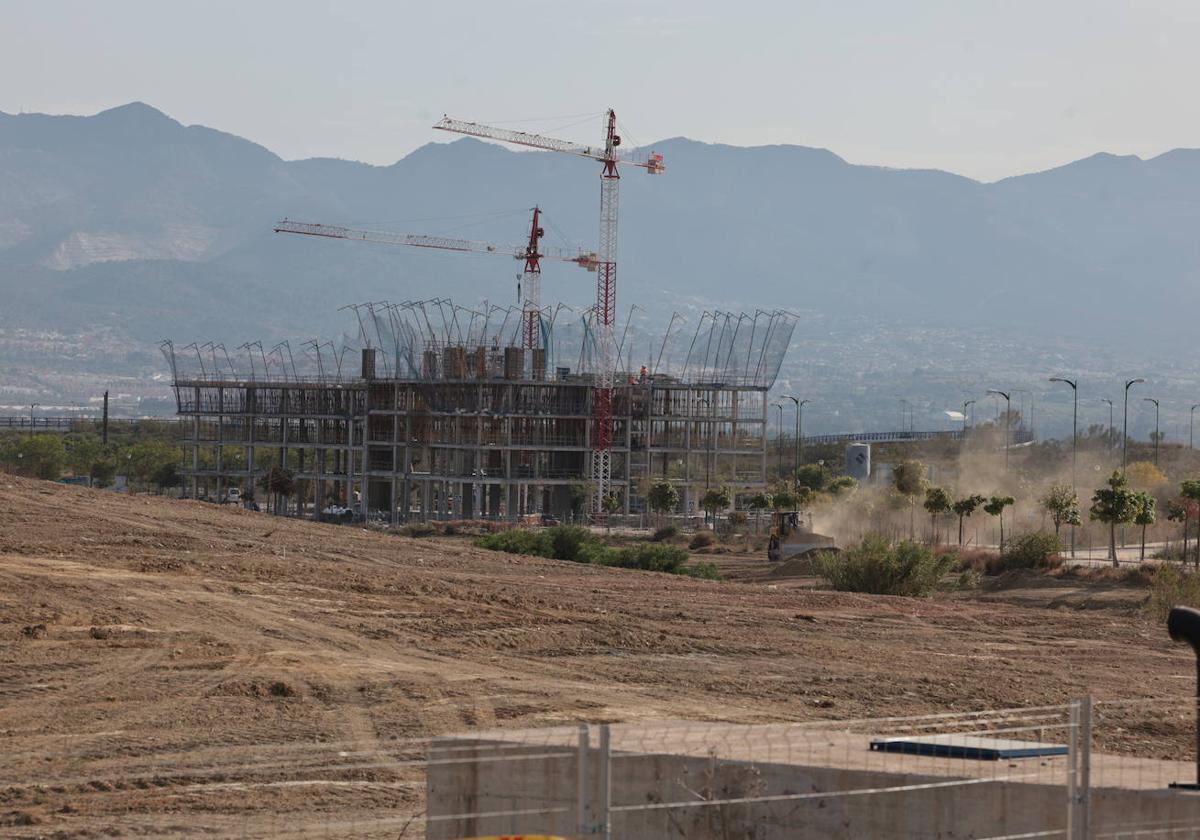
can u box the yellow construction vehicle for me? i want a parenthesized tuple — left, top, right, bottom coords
(767, 510, 835, 562)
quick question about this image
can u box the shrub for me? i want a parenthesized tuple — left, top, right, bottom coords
(652, 524, 679, 542)
(1148, 564, 1200, 620)
(475, 529, 551, 557)
(952, 547, 999, 574)
(603, 543, 690, 574)
(991, 532, 1062, 573)
(689, 531, 716, 550)
(548, 525, 597, 562)
(680, 561, 721, 580)
(397, 522, 437, 538)
(817, 535, 954, 597)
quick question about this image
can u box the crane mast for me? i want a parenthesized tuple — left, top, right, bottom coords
(433, 109, 664, 520)
(522, 207, 544, 351)
(592, 111, 621, 514)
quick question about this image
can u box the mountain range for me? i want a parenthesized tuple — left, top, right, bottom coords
(3, 102, 1200, 345)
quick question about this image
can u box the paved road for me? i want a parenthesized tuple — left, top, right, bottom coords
(975, 539, 1183, 568)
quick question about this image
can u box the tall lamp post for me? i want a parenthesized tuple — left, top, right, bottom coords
(987, 390, 1011, 471)
(1123, 378, 1145, 473)
(773, 402, 785, 481)
(1191, 404, 1199, 451)
(1101, 398, 1114, 453)
(1049, 377, 1078, 557)
(1144, 397, 1161, 466)
(29, 403, 39, 437)
(962, 399, 976, 434)
(784, 396, 809, 483)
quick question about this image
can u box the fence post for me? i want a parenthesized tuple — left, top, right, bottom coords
(1069, 697, 1093, 840)
(577, 723, 590, 839)
(1068, 699, 1078, 840)
(1079, 695, 1092, 839)
(598, 723, 612, 840)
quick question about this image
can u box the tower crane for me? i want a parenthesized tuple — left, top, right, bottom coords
(433, 110, 665, 518)
(274, 211, 596, 351)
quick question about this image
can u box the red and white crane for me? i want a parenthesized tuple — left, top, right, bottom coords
(433, 110, 665, 517)
(274, 211, 596, 351)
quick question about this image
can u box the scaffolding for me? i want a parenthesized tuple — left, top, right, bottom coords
(162, 303, 796, 523)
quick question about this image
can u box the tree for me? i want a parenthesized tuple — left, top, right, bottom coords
(1126, 461, 1168, 492)
(126, 440, 181, 492)
(568, 481, 591, 517)
(1040, 484, 1081, 538)
(1132, 491, 1156, 562)
(1167, 499, 1191, 563)
(1182, 480, 1200, 567)
(152, 462, 182, 494)
(601, 492, 621, 516)
(90, 458, 117, 488)
(745, 491, 773, 532)
(827, 475, 859, 497)
(601, 492, 621, 533)
(770, 485, 799, 511)
(645, 481, 679, 523)
(258, 466, 296, 516)
(18, 435, 67, 480)
(1090, 471, 1138, 567)
(65, 435, 104, 479)
(923, 487, 953, 546)
(794, 463, 829, 492)
(983, 495, 1015, 553)
(700, 485, 732, 526)
(951, 494, 986, 546)
(892, 461, 928, 540)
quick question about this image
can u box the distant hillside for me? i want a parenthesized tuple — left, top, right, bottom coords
(2, 101, 1200, 347)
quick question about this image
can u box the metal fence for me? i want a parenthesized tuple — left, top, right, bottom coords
(4, 698, 1199, 838)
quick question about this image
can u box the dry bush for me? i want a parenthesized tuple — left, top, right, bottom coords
(689, 531, 716, 550)
(1148, 564, 1200, 620)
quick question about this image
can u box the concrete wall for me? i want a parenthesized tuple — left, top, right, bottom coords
(427, 742, 1200, 839)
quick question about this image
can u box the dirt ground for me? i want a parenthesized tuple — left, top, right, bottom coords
(0, 474, 1193, 836)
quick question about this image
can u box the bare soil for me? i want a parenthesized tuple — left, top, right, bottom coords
(0, 475, 1189, 835)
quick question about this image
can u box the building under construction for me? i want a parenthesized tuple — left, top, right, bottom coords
(163, 303, 795, 522)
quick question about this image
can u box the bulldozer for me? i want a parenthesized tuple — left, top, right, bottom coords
(767, 509, 836, 562)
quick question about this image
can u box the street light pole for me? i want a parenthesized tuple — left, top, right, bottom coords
(29, 403, 38, 437)
(963, 399, 976, 434)
(799, 399, 810, 465)
(784, 396, 806, 485)
(1049, 377, 1077, 558)
(987, 390, 1011, 471)
(1144, 398, 1160, 466)
(773, 403, 784, 481)
(1191, 404, 1199, 451)
(1123, 379, 1145, 473)
(1101, 398, 1114, 453)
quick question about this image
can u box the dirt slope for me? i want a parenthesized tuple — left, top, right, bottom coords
(0, 475, 1189, 835)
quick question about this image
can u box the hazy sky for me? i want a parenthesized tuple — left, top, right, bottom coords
(4, 0, 1198, 181)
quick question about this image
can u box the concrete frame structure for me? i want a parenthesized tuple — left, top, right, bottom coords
(172, 353, 769, 522)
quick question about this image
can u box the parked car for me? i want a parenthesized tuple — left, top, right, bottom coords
(321, 504, 355, 523)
